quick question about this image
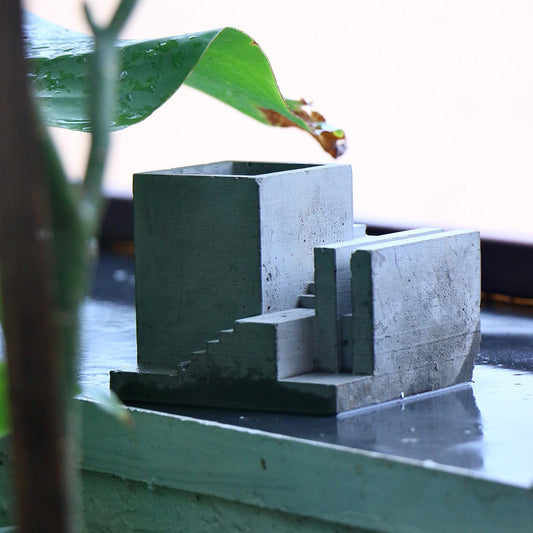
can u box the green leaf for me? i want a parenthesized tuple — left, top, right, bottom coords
(0, 361, 11, 438)
(81, 387, 132, 425)
(23, 12, 346, 157)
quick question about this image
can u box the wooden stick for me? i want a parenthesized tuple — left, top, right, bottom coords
(0, 2, 72, 531)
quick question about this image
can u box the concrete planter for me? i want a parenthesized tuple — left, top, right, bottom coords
(111, 161, 480, 414)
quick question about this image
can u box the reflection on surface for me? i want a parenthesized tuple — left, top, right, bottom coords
(140, 384, 484, 472)
(336, 386, 483, 470)
(478, 303, 533, 372)
(79, 298, 137, 390)
(472, 365, 533, 487)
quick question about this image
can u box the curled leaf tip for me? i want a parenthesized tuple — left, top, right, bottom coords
(260, 98, 347, 158)
(317, 128, 347, 158)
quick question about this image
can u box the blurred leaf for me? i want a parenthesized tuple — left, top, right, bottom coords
(23, 12, 346, 157)
(0, 362, 10, 438)
(81, 387, 132, 425)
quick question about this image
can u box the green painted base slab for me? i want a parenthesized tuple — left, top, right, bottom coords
(110, 346, 474, 414)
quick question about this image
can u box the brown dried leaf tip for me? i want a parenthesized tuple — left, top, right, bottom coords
(260, 98, 347, 158)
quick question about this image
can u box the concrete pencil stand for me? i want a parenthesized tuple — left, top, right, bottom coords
(110, 161, 481, 414)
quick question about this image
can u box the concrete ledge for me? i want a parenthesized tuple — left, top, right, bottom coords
(76, 398, 533, 533)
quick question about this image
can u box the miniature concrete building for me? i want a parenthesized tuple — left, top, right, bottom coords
(111, 162, 481, 414)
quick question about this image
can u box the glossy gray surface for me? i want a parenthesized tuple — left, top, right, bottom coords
(11, 253, 533, 487)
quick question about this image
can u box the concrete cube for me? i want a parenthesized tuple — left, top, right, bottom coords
(134, 161, 353, 368)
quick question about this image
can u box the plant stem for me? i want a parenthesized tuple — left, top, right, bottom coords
(83, 0, 137, 237)
(0, 1, 72, 531)
(0, 1, 138, 530)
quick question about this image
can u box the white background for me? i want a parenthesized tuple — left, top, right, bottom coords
(25, 1, 533, 243)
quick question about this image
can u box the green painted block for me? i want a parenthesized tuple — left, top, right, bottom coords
(79, 399, 533, 533)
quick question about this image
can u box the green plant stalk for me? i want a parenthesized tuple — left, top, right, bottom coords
(0, 0, 72, 529)
(43, 0, 138, 403)
(38, 124, 84, 402)
(83, 0, 137, 234)
(40, 3, 138, 530)
(0, 0, 137, 530)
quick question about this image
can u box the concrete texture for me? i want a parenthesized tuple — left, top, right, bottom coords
(351, 230, 481, 377)
(134, 161, 353, 369)
(190, 308, 316, 380)
(113, 161, 481, 414)
(314, 228, 444, 373)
